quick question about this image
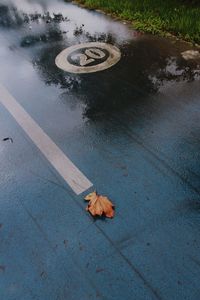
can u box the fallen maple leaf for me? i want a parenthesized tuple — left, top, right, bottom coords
(84, 191, 115, 218)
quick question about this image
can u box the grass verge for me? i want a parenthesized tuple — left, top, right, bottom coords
(74, 0, 200, 44)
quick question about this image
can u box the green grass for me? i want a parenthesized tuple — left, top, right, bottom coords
(75, 0, 200, 44)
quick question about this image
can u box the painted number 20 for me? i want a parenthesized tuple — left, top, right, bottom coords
(73, 48, 106, 66)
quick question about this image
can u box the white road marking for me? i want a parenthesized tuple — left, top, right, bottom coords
(0, 84, 93, 195)
(55, 42, 121, 74)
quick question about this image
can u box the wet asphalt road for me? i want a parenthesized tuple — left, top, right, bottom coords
(0, 1, 200, 299)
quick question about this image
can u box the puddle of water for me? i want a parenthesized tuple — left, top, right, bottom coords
(0, 0, 200, 203)
(0, 0, 199, 120)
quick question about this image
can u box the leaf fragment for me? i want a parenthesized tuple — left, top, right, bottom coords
(84, 191, 115, 218)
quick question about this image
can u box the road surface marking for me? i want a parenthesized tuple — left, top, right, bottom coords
(55, 42, 121, 74)
(0, 84, 93, 195)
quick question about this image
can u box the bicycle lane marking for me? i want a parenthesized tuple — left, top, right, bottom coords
(0, 84, 93, 195)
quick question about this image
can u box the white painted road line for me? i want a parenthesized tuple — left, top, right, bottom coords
(55, 42, 121, 74)
(0, 84, 93, 195)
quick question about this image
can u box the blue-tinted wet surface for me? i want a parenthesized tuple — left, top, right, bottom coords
(0, 1, 200, 299)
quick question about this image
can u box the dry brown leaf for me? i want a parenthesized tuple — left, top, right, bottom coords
(84, 191, 115, 218)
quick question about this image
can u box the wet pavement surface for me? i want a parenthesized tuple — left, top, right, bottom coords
(0, 1, 200, 299)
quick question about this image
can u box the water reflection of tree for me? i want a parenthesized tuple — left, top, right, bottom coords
(0, 3, 69, 28)
(32, 33, 200, 119)
(6, 3, 198, 119)
(33, 43, 82, 90)
(0, 4, 23, 27)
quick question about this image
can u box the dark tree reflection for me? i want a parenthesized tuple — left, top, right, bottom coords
(1, 3, 199, 121)
(32, 32, 200, 120)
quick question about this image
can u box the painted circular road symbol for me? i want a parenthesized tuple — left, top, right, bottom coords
(55, 42, 121, 74)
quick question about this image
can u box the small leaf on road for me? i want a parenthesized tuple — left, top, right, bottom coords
(85, 191, 115, 218)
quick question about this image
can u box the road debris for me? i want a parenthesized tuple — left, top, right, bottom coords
(84, 191, 115, 218)
(2, 137, 13, 143)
